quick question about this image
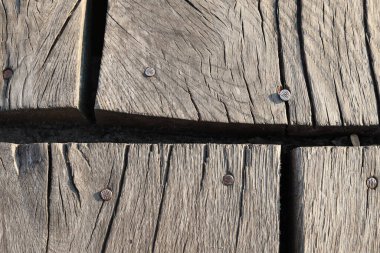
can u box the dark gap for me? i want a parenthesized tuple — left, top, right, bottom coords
(200, 144, 209, 191)
(363, 0, 380, 124)
(80, 0, 108, 122)
(45, 143, 52, 253)
(101, 144, 130, 253)
(279, 145, 296, 253)
(296, 0, 317, 127)
(275, 0, 291, 128)
(152, 145, 173, 253)
(63, 144, 82, 205)
(235, 145, 248, 250)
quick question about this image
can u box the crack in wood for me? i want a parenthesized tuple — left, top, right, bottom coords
(152, 144, 173, 253)
(363, 0, 380, 124)
(234, 145, 248, 251)
(63, 144, 82, 206)
(100, 144, 130, 253)
(296, 0, 317, 127)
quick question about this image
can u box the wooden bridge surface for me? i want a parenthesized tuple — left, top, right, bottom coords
(1, 0, 380, 252)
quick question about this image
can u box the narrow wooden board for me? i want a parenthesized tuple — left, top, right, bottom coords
(0, 0, 88, 122)
(299, 1, 379, 126)
(367, 0, 380, 98)
(96, 0, 288, 126)
(0, 143, 49, 253)
(103, 144, 280, 252)
(293, 147, 380, 252)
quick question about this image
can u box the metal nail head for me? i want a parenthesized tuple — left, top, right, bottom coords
(222, 174, 234, 186)
(3, 68, 13, 80)
(100, 188, 113, 201)
(367, 177, 378, 190)
(144, 67, 155, 77)
(279, 89, 291, 102)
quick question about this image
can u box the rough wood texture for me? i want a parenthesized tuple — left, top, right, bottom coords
(96, 0, 288, 126)
(278, 0, 313, 126)
(48, 143, 127, 252)
(293, 147, 380, 252)
(0, 0, 87, 121)
(299, 0, 379, 126)
(1, 143, 280, 252)
(0, 143, 49, 253)
(103, 144, 280, 252)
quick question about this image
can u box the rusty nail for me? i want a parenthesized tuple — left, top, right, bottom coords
(3, 68, 13, 80)
(100, 188, 113, 201)
(222, 174, 234, 186)
(279, 89, 291, 101)
(144, 67, 155, 77)
(367, 177, 378, 190)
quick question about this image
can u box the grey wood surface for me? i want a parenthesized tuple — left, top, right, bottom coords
(95, 0, 380, 129)
(0, 143, 280, 252)
(103, 143, 281, 252)
(298, 0, 378, 126)
(0, 0, 87, 121)
(293, 146, 380, 252)
(0, 143, 49, 253)
(96, 0, 288, 125)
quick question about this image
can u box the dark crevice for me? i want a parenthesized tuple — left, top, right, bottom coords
(200, 144, 209, 191)
(80, 0, 108, 122)
(101, 144, 130, 253)
(63, 144, 82, 206)
(235, 145, 248, 251)
(363, 0, 380, 124)
(275, 0, 290, 128)
(45, 143, 52, 253)
(152, 145, 173, 253)
(184, 0, 202, 14)
(296, 0, 317, 127)
(279, 145, 296, 253)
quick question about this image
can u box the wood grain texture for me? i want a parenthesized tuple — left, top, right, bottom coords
(102, 144, 281, 253)
(367, 0, 380, 97)
(0, 143, 49, 253)
(278, 0, 312, 126)
(299, 0, 379, 126)
(0, 0, 87, 121)
(48, 143, 127, 252)
(293, 147, 380, 252)
(96, 0, 288, 126)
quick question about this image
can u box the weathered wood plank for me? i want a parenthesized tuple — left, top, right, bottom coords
(0, 143, 49, 253)
(293, 147, 380, 252)
(298, 0, 379, 126)
(96, 0, 288, 126)
(367, 0, 380, 97)
(278, 0, 313, 126)
(0, 0, 88, 122)
(103, 144, 280, 252)
(48, 143, 127, 252)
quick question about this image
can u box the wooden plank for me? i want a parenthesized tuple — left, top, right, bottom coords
(299, 0, 379, 126)
(103, 144, 280, 252)
(293, 147, 380, 252)
(367, 0, 380, 97)
(47, 143, 127, 252)
(278, 0, 313, 126)
(96, 0, 288, 126)
(0, 143, 49, 253)
(0, 0, 88, 122)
